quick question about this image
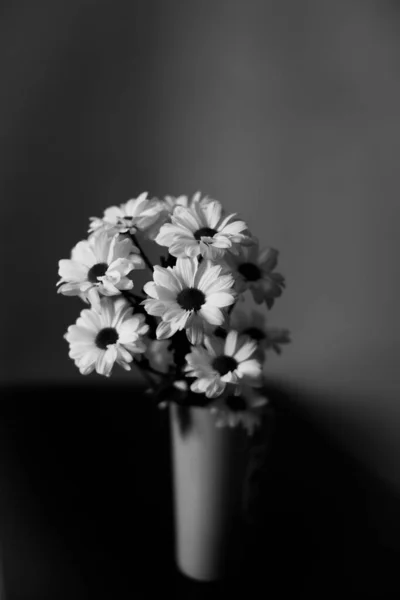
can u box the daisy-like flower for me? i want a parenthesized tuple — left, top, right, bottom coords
(155, 198, 252, 260)
(64, 297, 149, 377)
(209, 385, 268, 435)
(88, 192, 165, 239)
(224, 241, 285, 308)
(230, 308, 291, 358)
(142, 258, 236, 344)
(57, 231, 145, 308)
(145, 339, 174, 374)
(184, 330, 263, 399)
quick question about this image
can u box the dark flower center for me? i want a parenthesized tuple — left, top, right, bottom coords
(238, 262, 261, 282)
(212, 355, 238, 376)
(243, 327, 265, 341)
(88, 262, 108, 283)
(194, 227, 217, 241)
(177, 288, 206, 311)
(226, 395, 247, 412)
(214, 327, 228, 339)
(95, 327, 119, 349)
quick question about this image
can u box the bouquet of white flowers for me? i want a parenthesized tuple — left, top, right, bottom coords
(57, 191, 290, 435)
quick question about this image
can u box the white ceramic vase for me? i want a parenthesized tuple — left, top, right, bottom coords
(169, 402, 250, 582)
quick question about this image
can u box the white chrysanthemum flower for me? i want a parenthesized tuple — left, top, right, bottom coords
(145, 339, 174, 374)
(142, 258, 236, 344)
(224, 241, 285, 308)
(57, 231, 145, 307)
(148, 192, 217, 242)
(88, 192, 165, 239)
(64, 297, 149, 377)
(230, 308, 291, 358)
(184, 330, 263, 398)
(210, 385, 268, 435)
(155, 199, 251, 260)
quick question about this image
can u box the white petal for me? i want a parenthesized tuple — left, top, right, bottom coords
(156, 320, 179, 340)
(58, 259, 88, 282)
(143, 300, 166, 316)
(203, 200, 222, 229)
(190, 378, 211, 394)
(57, 282, 83, 296)
(175, 258, 197, 287)
(186, 314, 205, 344)
(154, 286, 177, 302)
(195, 262, 221, 292)
(99, 279, 120, 296)
(143, 281, 159, 299)
(153, 266, 182, 292)
(258, 247, 278, 271)
(116, 345, 134, 364)
(71, 240, 97, 267)
(203, 336, 224, 357)
(205, 378, 226, 398)
(201, 274, 235, 295)
(237, 359, 262, 379)
(206, 291, 235, 308)
(219, 219, 248, 236)
(199, 304, 224, 326)
(98, 297, 114, 326)
(225, 330, 238, 356)
(163, 305, 186, 322)
(96, 346, 117, 377)
(103, 205, 124, 223)
(234, 339, 257, 363)
(118, 318, 140, 343)
(169, 239, 200, 258)
(65, 325, 95, 344)
(173, 206, 202, 231)
(78, 308, 102, 332)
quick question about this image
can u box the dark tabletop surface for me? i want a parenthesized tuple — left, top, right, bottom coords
(0, 383, 399, 599)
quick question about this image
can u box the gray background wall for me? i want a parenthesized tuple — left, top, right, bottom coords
(1, 1, 399, 490)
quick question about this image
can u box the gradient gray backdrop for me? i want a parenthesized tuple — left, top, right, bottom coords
(1, 1, 399, 499)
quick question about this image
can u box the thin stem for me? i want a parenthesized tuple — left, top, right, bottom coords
(131, 233, 153, 271)
(121, 290, 145, 306)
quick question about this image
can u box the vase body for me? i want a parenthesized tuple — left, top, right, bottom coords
(169, 403, 249, 582)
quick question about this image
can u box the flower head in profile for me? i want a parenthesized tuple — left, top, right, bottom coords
(155, 199, 252, 260)
(184, 330, 263, 398)
(162, 191, 213, 214)
(210, 385, 268, 435)
(89, 192, 165, 239)
(64, 297, 149, 377)
(142, 258, 236, 344)
(57, 231, 145, 308)
(230, 308, 291, 359)
(225, 241, 285, 308)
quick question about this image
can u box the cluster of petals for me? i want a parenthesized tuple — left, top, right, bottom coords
(64, 297, 149, 377)
(155, 198, 252, 260)
(57, 231, 144, 308)
(89, 192, 165, 240)
(210, 385, 268, 435)
(184, 330, 263, 398)
(142, 257, 236, 344)
(224, 241, 285, 308)
(230, 308, 290, 358)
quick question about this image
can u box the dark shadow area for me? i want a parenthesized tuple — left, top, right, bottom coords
(0, 382, 399, 598)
